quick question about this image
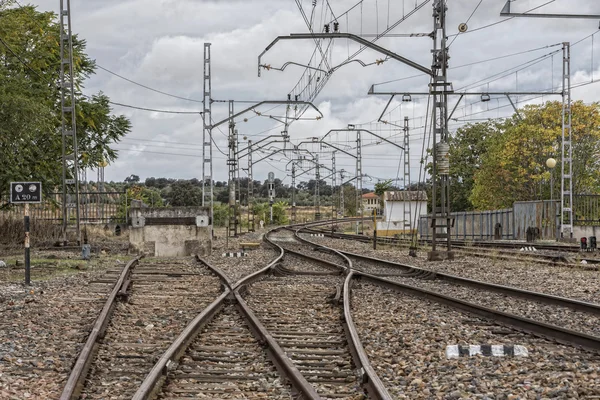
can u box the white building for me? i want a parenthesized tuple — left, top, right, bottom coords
(376, 191, 428, 236)
(362, 192, 381, 214)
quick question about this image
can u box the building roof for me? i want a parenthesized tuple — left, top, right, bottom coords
(384, 190, 428, 201)
(362, 192, 379, 199)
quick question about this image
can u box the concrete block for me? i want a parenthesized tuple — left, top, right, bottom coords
(196, 216, 209, 227)
(184, 240, 200, 256)
(131, 215, 145, 228)
(144, 241, 156, 256)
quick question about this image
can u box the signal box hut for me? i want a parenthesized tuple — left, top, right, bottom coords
(376, 191, 428, 236)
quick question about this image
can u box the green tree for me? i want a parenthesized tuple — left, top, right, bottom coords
(374, 179, 393, 210)
(272, 201, 289, 224)
(471, 101, 600, 209)
(117, 185, 163, 220)
(213, 203, 229, 227)
(0, 4, 131, 195)
(447, 121, 500, 211)
(164, 181, 202, 206)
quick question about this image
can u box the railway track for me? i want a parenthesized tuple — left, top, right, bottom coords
(60, 218, 385, 399)
(0, 263, 129, 398)
(304, 226, 600, 267)
(59, 217, 600, 398)
(61, 258, 222, 399)
(295, 228, 600, 349)
(155, 303, 294, 398)
(285, 227, 600, 396)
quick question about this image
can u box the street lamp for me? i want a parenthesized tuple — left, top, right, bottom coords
(546, 157, 557, 201)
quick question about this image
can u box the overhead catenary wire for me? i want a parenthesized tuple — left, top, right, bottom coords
(447, 0, 484, 48)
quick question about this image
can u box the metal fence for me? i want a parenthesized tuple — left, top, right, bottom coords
(0, 191, 126, 224)
(574, 195, 600, 226)
(419, 208, 513, 241)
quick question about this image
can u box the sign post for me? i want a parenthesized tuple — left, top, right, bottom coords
(268, 172, 275, 224)
(10, 182, 42, 286)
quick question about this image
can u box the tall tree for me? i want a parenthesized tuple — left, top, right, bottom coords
(447, 121, 501, 211)
(471, 101, 600, 209)
(0, 4, 131, 196)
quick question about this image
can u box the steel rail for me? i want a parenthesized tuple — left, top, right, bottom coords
(233, 291, 322, 400)
(131, 290, 231, 400)
(135, 225, 322, 400)
(287, 227, 393, 399)
(342, 250, 600, 315)
(127, 256, 236, 400)
(297, 227, 600, 315)
(303, 227, 599, 267)
(358, 272, 600, 352)
(297, 229, 600, 353)
(60, 256, 142, 400)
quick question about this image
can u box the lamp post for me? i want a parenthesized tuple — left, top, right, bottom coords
(546, 157, 557, 200)
(547, 157, 558, 241)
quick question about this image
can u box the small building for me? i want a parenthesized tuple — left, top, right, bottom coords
(377, 191, 428, 236)
(362, 192, 381, 214)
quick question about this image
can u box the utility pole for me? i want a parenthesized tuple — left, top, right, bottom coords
(291, 163, 297, 223)
(268, 172, 275, 224)
(315, 154, 321, 221)
(429, 0, 453, 260)
(356, 130, 362, 233)
(60, 0, 81, 245)
(247, 140, 255, 232)
(561, 42, 573, 239)
(227, 100, 238, 237)
(202, 43, 214, 237)
(340, 169, 345, 217)
(331, 152, 336, 226)
(403, 116, 412, 237)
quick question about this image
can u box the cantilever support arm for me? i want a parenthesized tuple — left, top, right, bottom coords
(258, 33, 433, 77)
(324, 129, 404, 151)
(296, 139, 356, 159)
(500, 0, 600, 18)
(211, 101, 323, 129)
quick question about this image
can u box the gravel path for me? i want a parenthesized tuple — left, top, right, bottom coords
(309, 235, 600, 303)
(0, 263, 124, 398)
(351, 282, 600, 399)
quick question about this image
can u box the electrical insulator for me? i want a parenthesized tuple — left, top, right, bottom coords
(312, 0, 317, 6)
(287, 94, 291, 101)
(295, 95, 299, 101)
(324, 24, 330, 33)
(333, 22, 339, 32)
(436, 142, 450, 175)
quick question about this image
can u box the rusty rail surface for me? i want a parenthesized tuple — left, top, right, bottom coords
(60, 256, 142, 400)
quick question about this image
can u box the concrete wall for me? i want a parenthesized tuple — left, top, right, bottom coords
(129, 206, 211, 257)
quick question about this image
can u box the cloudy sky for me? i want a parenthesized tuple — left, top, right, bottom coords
(28, 0, 600, 188)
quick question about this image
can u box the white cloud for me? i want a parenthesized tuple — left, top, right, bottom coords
(27, 0, 600, 186)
